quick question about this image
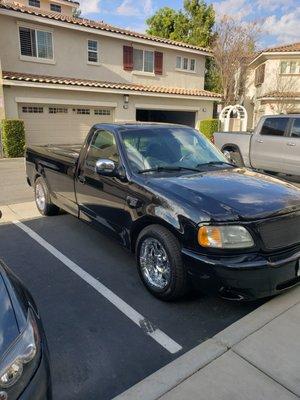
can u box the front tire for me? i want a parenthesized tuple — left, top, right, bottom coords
(136, 225, 187, 301)
(34, 177, 60, 216)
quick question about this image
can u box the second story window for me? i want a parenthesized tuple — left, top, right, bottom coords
(176, 56, 196, 72)
(133, 49, 154, 73)
(254, 63, 265, 86)
(50, 3, 62, 12)
(280, 60, 300, 74)
(29, 0, 40, 7)
(87, 40, 99, 64)
(19, 27, 53, 60)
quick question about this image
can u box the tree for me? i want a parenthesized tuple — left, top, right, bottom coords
(146, 0, 215, 48)
(72, 7, 82, 18)
(213, 16, 261, 105)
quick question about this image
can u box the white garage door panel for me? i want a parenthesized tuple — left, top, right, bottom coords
(19, 104, 114, 145)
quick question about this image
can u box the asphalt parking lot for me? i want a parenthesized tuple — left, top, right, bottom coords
(0, 211, 263, 399)
(0, 158, 299, 399)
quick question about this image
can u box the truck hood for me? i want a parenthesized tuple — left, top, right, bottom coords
(148, 168, 300, 222)
(0, 273, 20, 358)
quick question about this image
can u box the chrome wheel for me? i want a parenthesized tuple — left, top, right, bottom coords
(139, 238, 171, 289)
(35, 183, 46, 211)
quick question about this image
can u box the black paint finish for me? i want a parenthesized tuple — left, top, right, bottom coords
(25, 123, 300, 300)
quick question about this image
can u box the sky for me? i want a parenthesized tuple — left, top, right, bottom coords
(78, 0, 300, 49)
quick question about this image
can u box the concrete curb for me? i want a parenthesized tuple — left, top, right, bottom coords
(113, 285, 300, 400)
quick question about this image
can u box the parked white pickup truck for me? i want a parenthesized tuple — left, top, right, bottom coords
(213, 115, 300, 176)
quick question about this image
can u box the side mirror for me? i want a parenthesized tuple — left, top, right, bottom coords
(95, 159, 116, 176)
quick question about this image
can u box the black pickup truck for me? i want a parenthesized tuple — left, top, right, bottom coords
(26, 123, 300, 301)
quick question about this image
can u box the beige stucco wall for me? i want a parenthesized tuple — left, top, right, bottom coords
(17, 0, 75, 16)
(244, 57, 300, 128)
(3, 85, 214, 127)
(0, 14, 206, 90)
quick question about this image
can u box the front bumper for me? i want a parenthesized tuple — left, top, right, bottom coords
(182, 248, 300, 301)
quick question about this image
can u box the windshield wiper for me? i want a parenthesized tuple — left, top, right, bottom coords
(196, 161, 235, 169)
(138, 166, 201, 174)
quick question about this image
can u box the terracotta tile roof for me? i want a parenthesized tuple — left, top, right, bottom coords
(264, 42, 300, 53)
(2, 71, 222, 98)
(0, 0, 211, 53)
(258, 91, 300, 99)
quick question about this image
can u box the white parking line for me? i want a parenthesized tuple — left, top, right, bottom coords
(13, 220, 182, 354)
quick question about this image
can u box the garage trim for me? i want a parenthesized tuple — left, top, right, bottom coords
(135, 103, 200, 111)
(15, 97, 118, 108)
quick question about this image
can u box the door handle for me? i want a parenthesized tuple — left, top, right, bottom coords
(287, 142, 296, 147)
(256, 139, 264, 144)
(78, 175, 86, 184)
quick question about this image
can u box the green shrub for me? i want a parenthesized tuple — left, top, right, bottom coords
(198, 119, 219, 140)
(1, 119, 25, 158)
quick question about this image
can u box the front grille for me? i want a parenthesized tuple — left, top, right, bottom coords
(257, 212, 300, 251)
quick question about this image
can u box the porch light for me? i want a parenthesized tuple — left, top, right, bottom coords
(123, 94, 129, 109)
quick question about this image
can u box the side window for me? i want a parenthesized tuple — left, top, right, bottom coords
(291, 119, 300, 138)
(86, 130, 119, 164)
(260, 118, 289, 136)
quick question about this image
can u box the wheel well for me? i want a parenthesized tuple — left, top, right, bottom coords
(222, 144, 240, 153)
(130, 217, 180, 253)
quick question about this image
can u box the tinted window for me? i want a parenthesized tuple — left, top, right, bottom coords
(86, 130, 119, 164)
(260, 118, 288, 136)
(121, 127, 227, 172)
(291, 119, 300, 138)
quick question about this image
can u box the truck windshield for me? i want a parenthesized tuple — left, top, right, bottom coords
(121, 126, 229, 173)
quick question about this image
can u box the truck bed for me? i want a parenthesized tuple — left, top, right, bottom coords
(213, 131, 252, 167)
(27, 144, 82, 164)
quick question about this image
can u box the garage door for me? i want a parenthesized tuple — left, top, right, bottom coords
(136, 109, 196, 127)
(19, 104, 114, 145)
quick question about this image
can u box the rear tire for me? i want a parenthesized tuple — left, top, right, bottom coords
(136, 225, 188, 301)
(223, 148, 244, 167)
(34, 177, 60, 216)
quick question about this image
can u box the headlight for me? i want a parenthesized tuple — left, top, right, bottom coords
(198, 225, 254, 249)
(0, 309, 40, 389)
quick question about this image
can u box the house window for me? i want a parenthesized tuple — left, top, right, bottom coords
(280, 60, 300, 74)
(50, 3, 62, 12)
(94, 109, 111, 116)
(22, 106, 43, 113)
(74, 109, 90, 115)
(133, 49, 154, 73)
(176, 56, 196, 72)
(19, 27, 53, 60)
(254, 63, 265, 86)
(28, 0, 40, 7)
(49, 107, 68, 114)
(87, 40, 99, 63)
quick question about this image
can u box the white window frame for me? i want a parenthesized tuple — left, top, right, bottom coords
(28, 0, 40, 8)
(132, 48, 155, 75)
(175, 56, 197, 74)
(280, 60, 300, 75)
(50, 3, 62, 12)
(87, 39, 100, 65)
(17, 22, 55, 65)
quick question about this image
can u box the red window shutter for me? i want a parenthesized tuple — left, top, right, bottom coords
(123, 46, 133, 71)
(154, 51, 163, 75)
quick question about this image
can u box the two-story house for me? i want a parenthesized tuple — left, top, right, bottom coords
(0, 0, 221, 145)
(242, 42, 300, 128)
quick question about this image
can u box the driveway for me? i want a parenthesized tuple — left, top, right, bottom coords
(0, 158, 33, 205)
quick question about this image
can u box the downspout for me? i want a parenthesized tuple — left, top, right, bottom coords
(0, 59, 6, 157)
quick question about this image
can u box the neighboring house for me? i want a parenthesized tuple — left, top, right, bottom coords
(0, 0, 221, 145)
(240, 42, 300, 129)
